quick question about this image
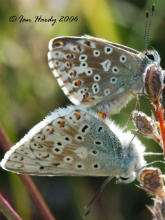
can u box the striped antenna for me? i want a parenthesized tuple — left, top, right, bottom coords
(145, 4, 155, 53)
(145, 10, 149, 52)
(83, 176, 114, 219)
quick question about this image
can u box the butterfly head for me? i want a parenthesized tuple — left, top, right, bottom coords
(116, 151, 146, 184)
(116, 146, 147, 184)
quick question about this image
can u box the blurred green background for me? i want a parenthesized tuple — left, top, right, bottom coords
(0, 0, 165, 219)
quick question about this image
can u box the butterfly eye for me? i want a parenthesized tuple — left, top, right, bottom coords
(145, 52, 155, 61)
(118, 176, 130, 183)
(119, 176, 129, 180)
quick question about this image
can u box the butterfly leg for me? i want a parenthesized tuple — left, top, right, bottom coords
(123, 94, 140, 130)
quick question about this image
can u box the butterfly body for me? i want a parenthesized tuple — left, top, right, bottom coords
(1, 106, 146, 183)
(48, 36, 162, 116)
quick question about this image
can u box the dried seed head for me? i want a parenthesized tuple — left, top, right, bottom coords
(138, 168, 165, 199)
(132, 110, 161, 145)
(144, 64, 164, 105)
(146, 198, 165, 220)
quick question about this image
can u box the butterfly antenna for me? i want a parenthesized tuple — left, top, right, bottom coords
(145, 9, 149, 53)
(83, 176, 114, 219)
(145, 160, 165, 167)
(143, 152, 163, 156)
(145, 4, 155, 53)
(137, 160, 165, 173)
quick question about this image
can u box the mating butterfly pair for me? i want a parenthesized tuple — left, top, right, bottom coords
(1, 6, 165, 218)
(2, 34, 164, 177)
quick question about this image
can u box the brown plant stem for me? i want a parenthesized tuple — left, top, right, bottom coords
(154, 104, 165, 157)
(0, 123, 56, 220)
(0, 193, 22, 220)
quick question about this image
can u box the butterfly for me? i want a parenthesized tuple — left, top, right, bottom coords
(1, 105, 146, 184)
(47, 35, 164, 116)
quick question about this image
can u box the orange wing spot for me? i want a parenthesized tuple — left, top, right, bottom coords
(38, 144, 43, 148)
(83, 93, 89, 100)
(69, 54, 73, 59)
(50, 129, 54, 134)
(41, 137, 45, 140)
(69, 63, 72, 67)
(98, 111, 107, 119)
(70, 71, 77, 78)
(52, 162, 60, 167)
(60, 121, 65, 127)
(77, 80, 82, 87)
(75, 80, 82, 87)
(72, 71, 76, 77)
(75, 113, 81, 120)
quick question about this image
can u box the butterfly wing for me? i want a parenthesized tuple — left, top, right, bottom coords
(48, 36, 146, 115)
(1, 106, 127, 176)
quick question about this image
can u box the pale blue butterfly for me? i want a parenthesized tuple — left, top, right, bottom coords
(47, 6, 164, 116)
(1, 105, 146, 183)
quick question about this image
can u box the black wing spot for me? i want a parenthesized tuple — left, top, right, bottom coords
(81, 125, 89, 133)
